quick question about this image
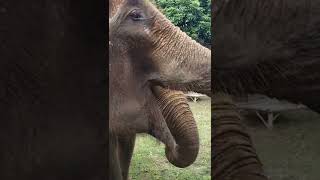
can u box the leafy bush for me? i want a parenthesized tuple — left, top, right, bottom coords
(154, 0, 211, 46)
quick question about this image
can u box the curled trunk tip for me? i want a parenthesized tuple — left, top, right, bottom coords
(152, 86, 199, 168)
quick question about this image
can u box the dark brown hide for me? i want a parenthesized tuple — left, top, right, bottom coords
(213, 0, 320, 111)
(0, 1, 106, 179)
(212, 94, 268, 180)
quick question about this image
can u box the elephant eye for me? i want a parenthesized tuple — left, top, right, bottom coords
(129, 9, 144, 21)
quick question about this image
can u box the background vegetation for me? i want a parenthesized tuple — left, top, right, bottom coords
(153, 0, 211, 46)
(129, 98, 211, 180)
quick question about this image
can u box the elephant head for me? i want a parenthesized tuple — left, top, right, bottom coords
(110, 0, 211, 95)
(109, 0, 203, 168)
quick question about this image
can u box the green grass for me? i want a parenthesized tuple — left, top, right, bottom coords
(129, 98, 211, 180)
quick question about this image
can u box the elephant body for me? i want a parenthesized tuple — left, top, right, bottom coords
(109, 0, 211, 179)
(1, 1, 107, 179)
(212, 0, 320, 178)
(213, 0, 320, 112)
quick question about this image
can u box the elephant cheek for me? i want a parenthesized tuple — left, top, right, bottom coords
(109, 100, 149, 135)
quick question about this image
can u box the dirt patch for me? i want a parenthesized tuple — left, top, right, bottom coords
(243, 109, 320, 180)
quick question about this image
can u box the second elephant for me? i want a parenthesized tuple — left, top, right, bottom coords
(212, 94, 268, 180)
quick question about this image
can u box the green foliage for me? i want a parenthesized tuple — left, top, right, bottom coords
(154, 0, 211, 46)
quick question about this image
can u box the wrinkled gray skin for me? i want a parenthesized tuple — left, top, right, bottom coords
(109, 7, 175, 178)
(110, 0, 211, 95)
(109, 0, 211, 179)
(213, 0, 320, 112)
(212, 94, 268, 180)
(1, 1, 106, 179)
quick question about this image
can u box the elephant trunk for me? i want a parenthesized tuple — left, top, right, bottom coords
(148, 3, 211, 95)
(152, 86, 199, 168)
(212, 93, 268, 180)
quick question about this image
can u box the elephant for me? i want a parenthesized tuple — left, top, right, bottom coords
(212, 0, 320, 179)
(212, 94, 268, 180)
(110, 11, 194, 178)
(212, 1, 269, 179)
(110, 0, 211, 95)
(109, 0, 211, 179)
(213, 0, 320, 112)
(1, 1, 106, 179)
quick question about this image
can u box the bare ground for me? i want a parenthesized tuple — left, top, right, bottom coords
(243, 109, 320, 180)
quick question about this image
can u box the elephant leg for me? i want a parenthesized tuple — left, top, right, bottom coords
(109, 135, 123, 180)
(118, 134, 136, 180)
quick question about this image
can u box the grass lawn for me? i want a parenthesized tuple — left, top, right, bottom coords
(129, 98, 211, 180)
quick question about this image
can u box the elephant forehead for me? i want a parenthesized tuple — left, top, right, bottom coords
(110, 0, 125, 17)
(109, 61, 131, 74)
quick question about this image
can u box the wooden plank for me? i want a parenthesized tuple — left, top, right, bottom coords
(235, 94, 307, 113)
(185, 92, 206, 102)
(185, 92, 206, 97)
(234, 94, 308, 129)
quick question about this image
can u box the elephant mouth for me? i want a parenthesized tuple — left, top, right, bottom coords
(148, 79, 164, 88)
(149, 79, 193, 93)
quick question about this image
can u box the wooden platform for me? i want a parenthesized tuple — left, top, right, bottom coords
(234, 94, 307, 129)
(185, 92, 206, 102)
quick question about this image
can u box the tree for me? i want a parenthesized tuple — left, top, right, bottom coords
(154, 0, 211, 46)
